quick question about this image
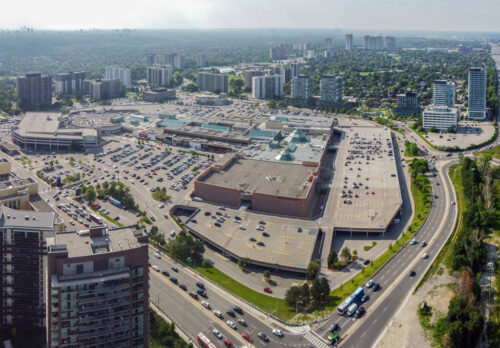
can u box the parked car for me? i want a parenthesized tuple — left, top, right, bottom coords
(264, 287, 272, 293)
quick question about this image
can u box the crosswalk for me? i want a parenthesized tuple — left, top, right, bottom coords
(303, 331, 330, 348)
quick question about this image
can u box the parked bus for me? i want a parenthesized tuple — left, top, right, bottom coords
(197, 333, 217, 348)
(89, 213, 102, 224)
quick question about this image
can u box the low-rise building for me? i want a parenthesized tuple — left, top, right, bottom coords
(142, 87, 176, 103)
(423, 105, 459, 131)
(195, 93, 232, 106)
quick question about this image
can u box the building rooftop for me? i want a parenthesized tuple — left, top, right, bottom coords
(16, 112, 97, 139)
(199, 157, 315, 198)
(50, 226, 146, 258)
(0, 205, 55, 229)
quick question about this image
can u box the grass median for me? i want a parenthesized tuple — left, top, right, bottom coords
(89, 207, 124, 227)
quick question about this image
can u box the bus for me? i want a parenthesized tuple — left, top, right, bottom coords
(197, 333, 217, 348)
(352, 286, 364, 301)
(337, 296, 354, 315)
(89, 213, 102, 224)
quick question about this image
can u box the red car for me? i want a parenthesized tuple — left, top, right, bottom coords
(242, 333, 252, 342)
(264, 287, 272, 293)
(436, 182, 440, 185)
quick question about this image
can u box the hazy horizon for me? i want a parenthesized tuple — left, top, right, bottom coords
(3, 0, 500, 32)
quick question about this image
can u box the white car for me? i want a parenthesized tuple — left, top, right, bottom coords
(237, 318, 247, 326)
(422, 253, 429, 259)
(201, 301, 211, 309)
(212, 329, 223, 339)
(152, 265, 160, 272)
(410, 239, 417, 245)
(272, 329, 284, 337)
(239, 225, 246, 230)
(158, 203, 165, 209)
(226, 320, 237, 330)
(154, 252, 161, 259)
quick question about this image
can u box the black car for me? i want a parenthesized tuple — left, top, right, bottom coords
(171, 266, 179, 272)
(249, 237, 257, 242)
(179, 283, 187, 291)
(214, 222, 221, 227)
(196, 281, 205, 289)
(257, 241, 265, 246)
(363, 259, 370, 265)
(329, 323, 340, 332)
(409, 270, 416, 277)
(371, 283, 380, 291)
(226, 309, 235, 317)
(189, 291, 198, 300)
(169, 276, 178, 284)
(262, 232, 270, 237)
(258, 332, 269, 342)
(204, 211, 211, 216)
(161, 271, 170, 277)
(361, 294, 369, 302)
(354, 306, 365, 318)
(197, 289, 207, 298)
(233, 306, 243, 314)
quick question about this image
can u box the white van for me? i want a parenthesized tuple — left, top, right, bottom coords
(347, 303, 358, 316)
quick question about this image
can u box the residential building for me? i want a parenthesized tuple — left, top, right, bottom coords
(307, 50, 315, 59)
(46, 225, 149, 348)
(468, 67, 487, 120)
(0, 206, 55, 329)
(105, 66, 131, 89)
(433, 80, 455, 108)
(345, 34, 353, 51)
(291, 63, 302, 78)
(146, 54, 165, 66)
(320, 75, 343, 104)
(197, 53, 207, 67)
(83, 79, 124, 100)
(385, 36, 396, 49)
(252, 75, 284, 99)
(325, 38, 333, 49)
(270, 47, 287, 60)
(146, 65, 173, 87)
(17, 73, 52, 110)
(297, 42, 312, 51)
(55, 72, 86, 96)
(0, 158, 38, 210)
(364, 35, 384, 50)
(244, 70, 265, 89)
(281, 66, 292, 83)
(142, 87, 176, 102)
(197, 72, 228, 93)
(291, 75, 314, 100)
(423, 105, 459, 131)
(174, 54, 185, 69)
(393, 91, 420, 116)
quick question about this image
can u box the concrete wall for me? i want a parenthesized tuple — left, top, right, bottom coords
(194, 181, 241, 207)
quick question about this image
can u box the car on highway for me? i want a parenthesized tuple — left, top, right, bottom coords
(371, 283, 380, 291)
(169, 276, 177, 284)
(264, 287, 272, 293)
(161, 270, 169, 277)
(237, 318, 247, 326)
(196, 281, 205, 289)
(179, 283, 187, 291)
(422, 253, 429, 259)
(354, 306, 366, 318)
(410, 239, 417, 245)
(420, 241, 427, 247)
(213, 310, 223, 319)
(241, 332, 252, 342)
(272, 329, 284, 337)
(154, 252, 161, 259)
(212, 328, 223, 339)
(257, 332, 269, 342)
(152, 265, 160, 272)
(171, 266, 179, 272)
(226, 320, 237, 330)
(365, 279, 374, 288)
(201, 301, 211, 309)
(361, 294, 370, 302)
(189, 291, 198, 299)
(197, 289, 207, 298)
(329, 323, 340, 332)
(409, 270, 416, 277)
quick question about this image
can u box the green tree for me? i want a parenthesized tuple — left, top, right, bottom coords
(300, 283, 311, 307)
(263, 269, 271, 280)
(84, 185, 97, 202)
(327, 250, 338, 269)
(307, 260, 319, 279)
(341, 246, 352, 264)
(310, 278, 322, 304)
(319, 277, 331, 303)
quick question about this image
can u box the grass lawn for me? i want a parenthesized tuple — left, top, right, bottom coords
(476, 145, 500, 159)
(89, 207, 124, 227)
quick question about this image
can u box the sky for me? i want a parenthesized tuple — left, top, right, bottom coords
(3, 0, 500, 32)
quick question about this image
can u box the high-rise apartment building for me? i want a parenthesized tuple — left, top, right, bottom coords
(17, 73, 52, 110)
(320, 75, 343, 104)
(174, 54, 185, 69)
(197, 72, 228, 93)
(433, 80, 455, 108)
(55, 72, 86, 96)
(146, 65, 173, 87)
(394, 91, 420, 116)
(281, 66, 293, 83)
(345, 34, 353, 51)
(83, 79, 124, 100)
(244, 70, 265, 89)
(385, 36, 396, 49)
(252, 75, 283, 99)
(105, 66, 131, 89)
(325, 38, 333, 49)
(468, 67, 487, 120)
(290, 63, 302, 78)
(364, 35, 384, 50)
(46, 225, 149, 348)
(0, 206, 56, 329)
(147, 54, 165, 66)
(270, 47, 287, 60)
(291, 75, 314, 100)
(197, 54, 207, 67)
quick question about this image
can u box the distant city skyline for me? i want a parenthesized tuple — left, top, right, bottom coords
(3, 0, 500, 32)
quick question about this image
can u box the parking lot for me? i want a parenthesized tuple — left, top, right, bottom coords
(424, 121, 495, 148)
